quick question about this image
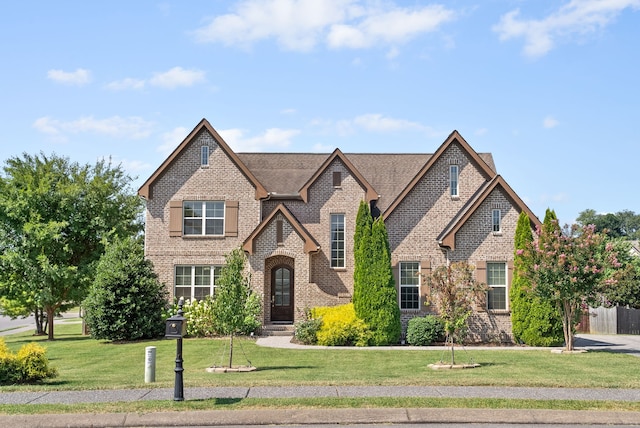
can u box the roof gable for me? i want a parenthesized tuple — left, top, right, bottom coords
(437, 175, 541, 250)
(382, 130, 496, 221)
(298, 148, 378, 203)
(243, 203, 320, 254)
(138, 119, 267, 200)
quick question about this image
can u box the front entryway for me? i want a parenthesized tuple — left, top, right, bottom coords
(271, 265, 294, 322)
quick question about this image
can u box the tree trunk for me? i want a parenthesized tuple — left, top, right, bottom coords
(46, 306, 55, 341)
(449, 335, 455, 365)
(34, 308, 46, 335)
(228, 333, 234, 368)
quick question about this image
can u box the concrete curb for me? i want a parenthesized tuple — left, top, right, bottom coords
(2, 408, 640, 427)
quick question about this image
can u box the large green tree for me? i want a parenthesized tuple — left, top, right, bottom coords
(83, 236, 167, 341)
(0, 153, 142, 339)
(577, 209, 640, 239)
(510, 211, 563, 346)
(353, 200, 373, 319)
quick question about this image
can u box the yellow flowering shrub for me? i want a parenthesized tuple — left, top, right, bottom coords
(311, 303, 371, 346)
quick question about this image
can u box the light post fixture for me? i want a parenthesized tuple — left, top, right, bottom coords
(165, 297, 187, 401)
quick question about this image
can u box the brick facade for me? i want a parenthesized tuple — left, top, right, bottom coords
(139, 119, 540, 343)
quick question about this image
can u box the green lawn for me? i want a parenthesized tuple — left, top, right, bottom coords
(2, 321, 640, 414)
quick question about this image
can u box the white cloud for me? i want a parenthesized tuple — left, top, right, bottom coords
(106, 78, 146, 91)
(218, 127, 300, 151)
(543, 116, 559, 128)
(493, 0, 640, 58)
(193, 0, 455, 52)
(312, 142, 333, 152)
(33, 116, 154, 142)
(352, 113, 424, 132)
(47, 68, 92, 86)
(157, 127, 189, 156)
(149, 67, 206, 89)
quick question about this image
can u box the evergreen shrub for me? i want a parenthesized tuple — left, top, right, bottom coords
(311, 303, 372, 346)
(406, 315, 445, 346)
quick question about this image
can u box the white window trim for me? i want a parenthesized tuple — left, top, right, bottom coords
(492, 209, 502, 234)
(487, 262, 508, 311)
(201, 146, 209, 167)
(330, 213, 346, 269)
(399, 261, 421, 310)
(174, 265, 221, 301)
(183, 201, 225, 236)
(449, 165, 459, 197)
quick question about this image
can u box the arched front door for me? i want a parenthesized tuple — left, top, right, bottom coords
(271, 265, 293, 322)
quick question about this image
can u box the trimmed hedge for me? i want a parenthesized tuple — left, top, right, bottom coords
(406, 315, 445, 346)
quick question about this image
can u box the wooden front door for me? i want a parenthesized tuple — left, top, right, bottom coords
(271, 265, 293, 322)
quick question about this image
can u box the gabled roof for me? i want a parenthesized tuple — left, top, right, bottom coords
(298, 149, 378, 203)
(383, 130, 496, 221)
(243, 203, 320, 255)
(138, 119, 268, 200)
(437, 175, 541, 250)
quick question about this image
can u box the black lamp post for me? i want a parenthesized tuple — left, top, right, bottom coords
(165, 297, 187, 401)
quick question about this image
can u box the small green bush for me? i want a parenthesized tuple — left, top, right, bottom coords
(294, 309, 322, 345)
(311, 303, 372, 346)
(0, 338, 57, 384)
(406, 315, 445, 346)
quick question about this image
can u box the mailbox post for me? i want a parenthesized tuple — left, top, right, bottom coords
(165, 297, 187, 401)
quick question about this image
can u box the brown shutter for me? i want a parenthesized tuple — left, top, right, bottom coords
(276, 219, 283, 244)
(225, 201, 239, 237)
(391, 263, 399, 293)
(475, 261, 487, 312)
(420, 260, 431, 308)
(169, 201, 183, 237)
(333, 171, 341, 187)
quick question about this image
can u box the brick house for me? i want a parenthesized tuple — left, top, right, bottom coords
(139, 118, 540, 342)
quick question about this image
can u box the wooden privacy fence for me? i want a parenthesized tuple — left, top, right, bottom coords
(587, 306, 640, 335)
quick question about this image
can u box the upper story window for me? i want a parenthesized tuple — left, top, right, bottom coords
(399, 261, 420, 310)
(333, 171, 342, 187)
(183, 201, 224, 236)
(175, 265, 221, 301)
(201, 146, 209, 166)
(492, 209, 501, 233)
(449, 165, 459, 197)
(330, 213, 345, 268)
(487, 262, 507, 310)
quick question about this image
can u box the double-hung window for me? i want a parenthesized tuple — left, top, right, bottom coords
(399, 262, 420, 309)
(183, 201, 224, 236)
(330, 214, 345, 268)
(487, 262, 507, 310)
(201, 146, 209, 166)
(450, 165, 459, 197)
(492, 209, 501, 233)
(175, 265, 221, 301)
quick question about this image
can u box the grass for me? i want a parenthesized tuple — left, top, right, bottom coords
(2, 321, 640, 414)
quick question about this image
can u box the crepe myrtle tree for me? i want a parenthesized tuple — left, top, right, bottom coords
(522, 222, 621, 351)
(424, 262, 487, 365)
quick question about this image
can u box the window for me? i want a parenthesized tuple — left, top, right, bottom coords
(276, 219, 283, 244)
(487, 262, 507, 310)
(183, 201, 224, 236)
(175, 265, 221, 301)
(333, 171, 342, 187)
(399, 262, 420, 309)
(492, 209, 501, 233)
(330, 214, 345, 268)
(201, 146, 209, 166)
(450, 165, 459, 197)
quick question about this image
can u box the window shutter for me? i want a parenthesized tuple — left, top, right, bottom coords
(333, 171, 342, 187)
(475, 261, 487, 312)
(169, 201, 183, 237)
(391, 263, 399, 292)
(225, 201, 239, 237)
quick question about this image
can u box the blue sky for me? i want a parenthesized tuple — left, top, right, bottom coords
(1, 0, 638, 224)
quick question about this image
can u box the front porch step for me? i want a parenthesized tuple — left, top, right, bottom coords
(261, 324, 295, 337)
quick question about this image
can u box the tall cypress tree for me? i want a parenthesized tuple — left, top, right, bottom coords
(510, 210, 563, 346)
(353, 200, 372, 320)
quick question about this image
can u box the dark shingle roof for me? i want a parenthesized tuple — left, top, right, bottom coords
(237, 152, 495, 212)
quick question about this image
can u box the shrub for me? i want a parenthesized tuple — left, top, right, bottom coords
(0, 338, 57, 384)
(311, 303, 372, 346)
(294, 309, 322, 345)
(406, 315, 445, 346)
(167, 297, 217, 337)
(83, 236, 167, 342)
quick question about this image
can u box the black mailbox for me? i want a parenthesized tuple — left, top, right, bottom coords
(165, 298, 187, 339)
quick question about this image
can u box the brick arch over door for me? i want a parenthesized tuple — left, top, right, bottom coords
(265, 255, 295, 322)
